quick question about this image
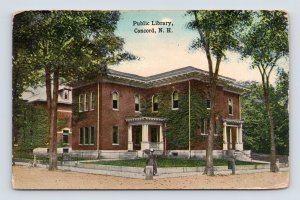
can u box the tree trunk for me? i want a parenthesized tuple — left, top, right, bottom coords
(204, 80, 217, 176)
(263, 87, 279, 172)
(48, 66, 59, 171)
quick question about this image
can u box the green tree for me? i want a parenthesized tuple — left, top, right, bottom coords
(239, 11, 289, 172)
(13, 11, 136, 170)
(186, 10, 250, 175)
(242, 69, 289, 156)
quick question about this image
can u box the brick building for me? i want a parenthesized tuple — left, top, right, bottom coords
(22, 86, 73, 149)
(71, 66, 249, 159)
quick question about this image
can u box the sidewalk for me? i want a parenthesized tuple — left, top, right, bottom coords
(15, 161, 289, 179)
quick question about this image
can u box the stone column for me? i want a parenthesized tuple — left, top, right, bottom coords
(236, 124, 244, 150)
(223, 122, 228, 150)
(159, 125, 164, 150)
(236, 127, 239, 144)
(141, 124, 149, 150)
(128, 125, 133, 151)
(229, 128, 232, 149)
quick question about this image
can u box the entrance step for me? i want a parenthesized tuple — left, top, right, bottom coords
(223, 150, 252, 161)
(99, 151, 138, 160)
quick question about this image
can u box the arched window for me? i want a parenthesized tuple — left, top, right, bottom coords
(152, 95, 159, 112)
(64, 91, 69, 100)
(112, 92, 119, 110)
(206, 99, 211, 110)
(172, 91, 179, 110)
(134, 95, 140, 112)
(228, 98, 233, 115)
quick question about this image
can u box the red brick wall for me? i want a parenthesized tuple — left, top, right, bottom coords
(72, 79, 241, 151)
(30, 101, 72, 146)
(72, 83, 99, 150)
(100, 82, 145, 150)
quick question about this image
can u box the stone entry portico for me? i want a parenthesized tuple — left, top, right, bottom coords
(222, 119, 244, 151)
(126, 117, 166, 154)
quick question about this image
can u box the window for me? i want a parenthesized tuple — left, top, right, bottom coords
(63, 130, 69, 144)
(79, 95, 83, 112)
(172, 91, 179, 110)
(112, 92, 119, 110)
(79, 128, 84, 144)
(228, 98, 233, 115)
(214, 121, 219, 135)
(84, 127, 89, 145)
(90, 127, 95, 145)
(64, 91, 69, 100)
(152, 95, 159, 112)
(112, 126, 119, 144)
(90, 92, 95, 110)
(200, 118, 206, 135)
(134, 95, 140, 112)
(84, 94, 88, 111)
(207, 99, 211, 110)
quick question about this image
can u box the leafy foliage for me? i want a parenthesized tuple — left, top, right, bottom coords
(16, 103, 49, 152)
(242, 70, 289, 155)
(186, 10, 251, 175)
(239, 11, 288, 172)
(13, 11, 137, 169)
(140, 89, 218, 149)
(13, 11, 137, 83)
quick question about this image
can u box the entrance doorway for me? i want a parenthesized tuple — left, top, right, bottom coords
(132, 126, 142, 150)
(226, 127, 236, 150)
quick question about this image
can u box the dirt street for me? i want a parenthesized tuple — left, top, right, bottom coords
(12, 166, 289, 189)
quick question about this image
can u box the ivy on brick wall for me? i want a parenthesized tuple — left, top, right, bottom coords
(140, 89, 222, 150)
(17, 103, 49, 152)
(16, 102, 70, 152)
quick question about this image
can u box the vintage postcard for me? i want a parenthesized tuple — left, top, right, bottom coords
(12, 10, 289, 189)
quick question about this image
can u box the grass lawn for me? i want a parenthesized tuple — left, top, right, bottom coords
(82, 158, 262, 168)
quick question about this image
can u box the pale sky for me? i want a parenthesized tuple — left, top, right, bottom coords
(111, 10, 289, 85)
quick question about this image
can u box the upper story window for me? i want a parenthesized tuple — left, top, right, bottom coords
(134, 95, 140, 112)
(90, 92, 95, 110)
(79, 94, 83, 112)
(206, 99, 211, 110)
(63, 90, 69, 100)
(112, 92, 119, 110)
(228, 98, 233, 115)
(172, 91, 179, 110)
(152, 95, 159, 112)
(84, 93, 88, 111)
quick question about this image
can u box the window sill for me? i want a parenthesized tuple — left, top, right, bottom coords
(112, 109, 119, 111)
(172, 108, 179, 110)
(112, 143, 119, 146)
